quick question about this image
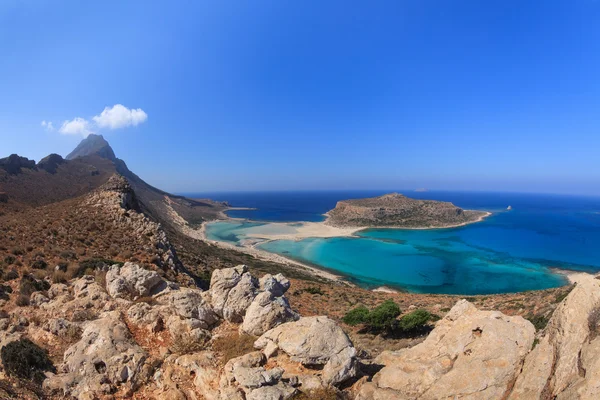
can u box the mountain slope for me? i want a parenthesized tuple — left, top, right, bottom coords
(80, 136, 226, 226)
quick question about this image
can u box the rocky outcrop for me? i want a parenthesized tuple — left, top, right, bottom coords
(0, 154, 36, 174)
(256, 316, 359, 386)
(106, 262, 167, 298)
(85, 175, 180, 271)
(209, 265, 258, 322)
(37, 153, 65, 174)
(509, 274, 600, 400)
(45, 312, 148, 399)
(357, 300, 535, 399)
(326, 193, 489, 228)
(241, 274, 299, 336)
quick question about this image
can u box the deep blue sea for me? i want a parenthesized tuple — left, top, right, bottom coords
(184, 190, 600, 295)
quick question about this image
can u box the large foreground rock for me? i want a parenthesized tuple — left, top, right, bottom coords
(44, 311, 148, 399)
(106, 262, 166, 298)
(209, 265, 258, 322)
(255, 316, 358, 386)
(509, 274, 600, 400)
(240, 273, 298, 336)
(357, 300, 535, 399)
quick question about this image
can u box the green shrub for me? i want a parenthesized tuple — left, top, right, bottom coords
(342, 305, 370, 326)
(0, 339, 55, 383)
(2, 269, 19, 281)
(3, 256, 15, 265)
(31, 260, 48, 270)
(366, 300, 401, 331)
(19, 275, 50, 296)
(304, 286, 325, 295)
(526, 313, 549, 331)
(398, 309, 432, 332)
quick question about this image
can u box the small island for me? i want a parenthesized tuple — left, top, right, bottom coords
(325, 193, 490, 229)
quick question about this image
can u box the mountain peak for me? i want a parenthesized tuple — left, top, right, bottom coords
(66, 134, 116, 161)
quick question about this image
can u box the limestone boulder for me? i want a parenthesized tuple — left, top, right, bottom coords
(255, 316, 358, 386)
(357, 299, 535, 400)
(47, 283, 69, 299)
(240, 291, 299, 336)
(260, 273, 290, 297)
(43, 318, 76, 337)
(174, 352, 221, 400)
(510, 275, 600, 400)
(106, 262, 166, 298)
(30, 291, 49, 307)
(44, 311, 148, 399)
(209, 265, 258, 322)
(222, 351, 295, 399)
(157, 287, 218, 330)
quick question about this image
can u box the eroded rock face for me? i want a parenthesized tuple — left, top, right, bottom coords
(510, 275, 600, 400)
(255, 316, 358, 386)
(357, 300, 535, 400)
(241, 291, 299, 337)
(221, 351, 296, 400)
(45, 311, 148, 399)
(157, 287, 218, 330)
(240, 273, 298, 336)
(106, 262, 166, 299)
(209, 265, 258, 322)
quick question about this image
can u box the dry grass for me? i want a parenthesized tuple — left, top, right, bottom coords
(170, 331, 210, 355)
(63, 324, 82, 343)
(211, 332, 257, 364)
(588, 306, 600, 340)
(294, 388, 340, 399)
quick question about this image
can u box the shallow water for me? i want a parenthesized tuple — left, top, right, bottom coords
(199, 191, 600, 294)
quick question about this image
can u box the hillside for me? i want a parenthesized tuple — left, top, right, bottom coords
(326, 192, 489, 228)
(0, 137, 597, 399)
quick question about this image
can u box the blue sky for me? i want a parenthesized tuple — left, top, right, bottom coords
(1, 1, 599, 195)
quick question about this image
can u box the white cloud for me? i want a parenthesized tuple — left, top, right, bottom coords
(41, 120, 55, 132)
(92, 104, 148, 130)
(59, 117, 93, 136)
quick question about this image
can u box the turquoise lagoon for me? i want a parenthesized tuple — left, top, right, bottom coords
(201, 191, 600, 295)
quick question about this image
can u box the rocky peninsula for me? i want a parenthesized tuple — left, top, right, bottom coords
(326, 192, 490, 228)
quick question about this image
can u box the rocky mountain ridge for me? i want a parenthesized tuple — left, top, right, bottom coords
(326, 193, 489, 228)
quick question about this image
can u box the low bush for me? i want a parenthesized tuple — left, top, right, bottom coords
(19, 275, 50, 296)
(11, 248, 24, 256)
(367, 300, 401, 332)
(304, 286, 325, 295)
(398, 309, 432, 332)
(0, 339, 55, 383)
(3, 256, 15, 265)
(588, 306, 600, 340)
(51, 270, 67, 284)
(15, 294, 30, 307)
(31, 260, 48, 270)
(526, 313, 550, 331)
(342, 305, 370, 326)
(342, 300, 401, 333)
(2, 269, 18, 281)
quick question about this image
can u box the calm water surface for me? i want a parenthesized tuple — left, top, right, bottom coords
(192, 190, 600, 294)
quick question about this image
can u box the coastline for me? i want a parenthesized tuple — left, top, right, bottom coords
(191, 218, 348, 284)
(169, 199, 591, 294)
(239, 210, 493, 242)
